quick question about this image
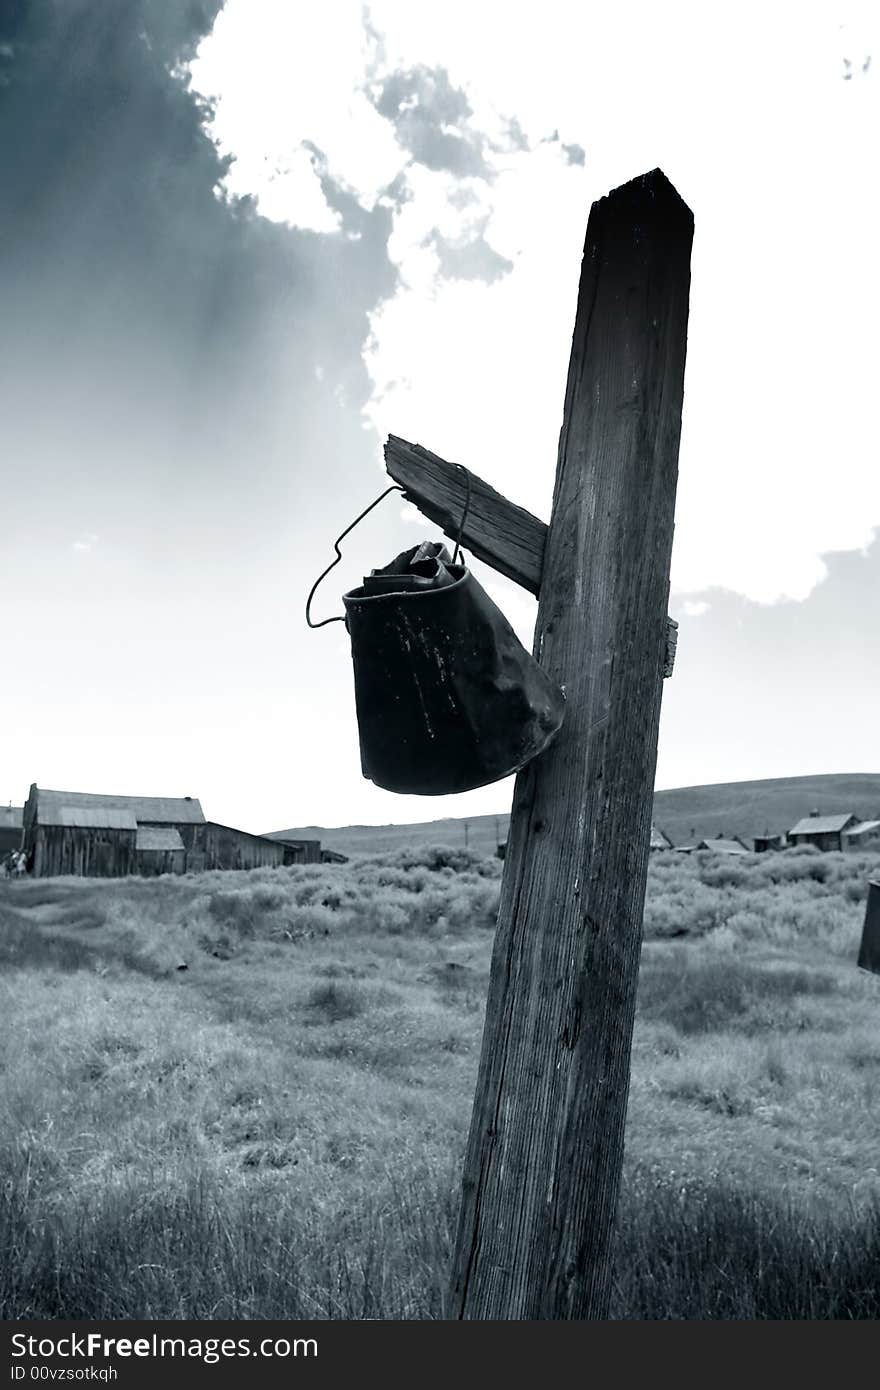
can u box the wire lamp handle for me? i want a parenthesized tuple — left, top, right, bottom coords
(305, 484, 405, 629)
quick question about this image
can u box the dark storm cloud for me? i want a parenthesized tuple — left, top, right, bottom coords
(373, 64, 489, 178)
(0, 0, 396, 499)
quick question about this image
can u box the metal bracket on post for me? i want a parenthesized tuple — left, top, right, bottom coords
(664, 617, 679, 678)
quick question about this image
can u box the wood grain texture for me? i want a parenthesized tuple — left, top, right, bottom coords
(384, 435, 679, 677)
(448, 169, 693, 1320)
(384, 436, 546, 593)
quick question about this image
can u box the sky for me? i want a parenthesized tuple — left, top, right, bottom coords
(0, 0, 877, 833)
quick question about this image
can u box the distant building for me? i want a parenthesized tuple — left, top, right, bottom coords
(321, 848, 349, 865)
(0, 805, 23, 856)
(788, 811, 860, 853)
(650, 824, 674, 851)
(843, 820, 880, 852)
(695, 836, 751, 855)
(22, 785, 288, 877)
(753, 832, 787, 853)
(267, 837, 323, 866)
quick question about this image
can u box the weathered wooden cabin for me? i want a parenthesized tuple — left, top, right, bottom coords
(0, 805, 23, 856)
(788, 811, 860, 853)
(695, 836, 751, 855)
(22, 786, 287, 877)
(650, 824, 674, 851)
(22, 786, 205, 878)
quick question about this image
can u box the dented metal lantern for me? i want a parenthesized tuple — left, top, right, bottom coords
(341, 541, 566, 795)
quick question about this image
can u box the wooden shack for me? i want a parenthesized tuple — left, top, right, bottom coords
(22, 786, 205, 878)
(788, 812, 860, 853)
(696, 836, 751, 855)
(22, 786, 310, 877)
(25, 804, 138, 877)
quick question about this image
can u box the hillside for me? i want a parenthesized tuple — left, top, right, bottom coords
(266, 772, 880, 855)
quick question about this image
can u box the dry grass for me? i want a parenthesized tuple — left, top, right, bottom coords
(1, 843, 879, 1318)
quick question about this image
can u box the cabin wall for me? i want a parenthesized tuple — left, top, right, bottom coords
(280, 840, 322, 865)
(846, 829, 880, 853)
(136, 849, 186, 877)
(188, 822, 286, 871)
(32, 826, 137, 878)
(0, 826, 22, 855)
(791, 831, 842, 853)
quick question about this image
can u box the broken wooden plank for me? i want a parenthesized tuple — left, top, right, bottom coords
(384, 435, 546, 594)
(385, 434, 679, 677)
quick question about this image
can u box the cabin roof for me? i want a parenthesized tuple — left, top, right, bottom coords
(33, 788, 205, 825)
(789, 813, 857, 835)
(697, 838, 750, 854)
(41, 806, 138, 830)
(846, 820, 880, 837)
(136, 826, 185, 851)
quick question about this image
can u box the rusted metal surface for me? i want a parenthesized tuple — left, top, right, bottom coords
(857, 880, 880, 975)
(343, 543, 565, 795)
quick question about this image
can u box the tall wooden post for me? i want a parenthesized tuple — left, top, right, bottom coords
(381, 169, 692, 1318)
(444, 170, 693, 1319)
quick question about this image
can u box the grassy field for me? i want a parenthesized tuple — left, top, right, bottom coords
(2, 843, 880, 1319)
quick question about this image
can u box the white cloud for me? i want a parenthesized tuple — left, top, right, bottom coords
(71, 533, 98, 553)
(191, 0, 880, 605)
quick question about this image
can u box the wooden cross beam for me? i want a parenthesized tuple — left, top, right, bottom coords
(385, 436, 679, 677)
(384, 167, 693, 1320)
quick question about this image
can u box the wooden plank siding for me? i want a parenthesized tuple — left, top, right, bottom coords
(186, 822, 287, 872)
(31, 824, 137, 878)
(276, 838, 323, 866)
(22, 786, 289, 877)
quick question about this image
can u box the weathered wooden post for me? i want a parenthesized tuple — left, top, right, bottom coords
(857, 878, 880, 974)
(385, 168, 693, 1319)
